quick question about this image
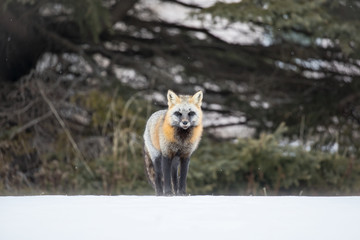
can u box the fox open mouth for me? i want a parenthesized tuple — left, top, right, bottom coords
(180, 122, 190, 130)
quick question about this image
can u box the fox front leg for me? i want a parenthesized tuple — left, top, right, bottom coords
(162, 155, 173, 195)
(178, 157, 190, 196)
(171, 157, 180, 194)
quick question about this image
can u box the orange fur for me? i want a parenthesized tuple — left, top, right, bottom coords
(190, 124, 203, 144)
(162, 112, 176, 143)
(188, 97, 195, 105)
(151, 118, 162, 150)
(190, 112, 203, 143)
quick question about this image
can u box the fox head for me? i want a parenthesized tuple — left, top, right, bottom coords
(166, 90, 203, 130)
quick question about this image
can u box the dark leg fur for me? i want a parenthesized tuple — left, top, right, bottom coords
(179, 157, 190, 195)
(171, 157, 180, 194)
(154, 156, 163, 196)
(162, 155, 173, 195)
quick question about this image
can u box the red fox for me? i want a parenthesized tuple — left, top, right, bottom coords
(143, 90, 203, 195)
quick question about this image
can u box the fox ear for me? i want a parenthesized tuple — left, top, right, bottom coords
(167, 90, 179, 107)
(192, 90, 203, 107)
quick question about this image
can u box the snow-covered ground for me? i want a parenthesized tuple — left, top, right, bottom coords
(1, 196, 359, 240)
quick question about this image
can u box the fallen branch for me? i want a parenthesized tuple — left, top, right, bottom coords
(9, 111, 52, 139)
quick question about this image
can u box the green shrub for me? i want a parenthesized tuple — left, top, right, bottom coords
(188, 124, 360, 196)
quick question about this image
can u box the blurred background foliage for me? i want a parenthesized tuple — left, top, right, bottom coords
(189, 124, 360, 195)
(1, 0, 360, 195)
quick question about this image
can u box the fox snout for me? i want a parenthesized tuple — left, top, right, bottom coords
(180, 119, 190, 129)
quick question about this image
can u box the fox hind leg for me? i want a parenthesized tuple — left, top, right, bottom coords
(154, 155, 163, 195)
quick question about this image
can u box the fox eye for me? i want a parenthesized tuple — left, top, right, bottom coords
(174, 111, 182, 117)
(188, 111, 196, 117)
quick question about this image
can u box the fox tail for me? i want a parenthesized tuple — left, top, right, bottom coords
(144, 147, 155, 189)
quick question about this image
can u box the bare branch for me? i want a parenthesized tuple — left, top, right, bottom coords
(162, 0, 203, 9)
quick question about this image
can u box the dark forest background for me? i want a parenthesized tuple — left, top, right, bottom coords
(1, 0, 360, 195)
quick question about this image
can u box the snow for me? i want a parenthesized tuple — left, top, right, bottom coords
(141, 0, 269, 46)
(1, 196, 359, 240)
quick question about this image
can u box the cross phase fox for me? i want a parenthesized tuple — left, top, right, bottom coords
(143, 90, 203, 195)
